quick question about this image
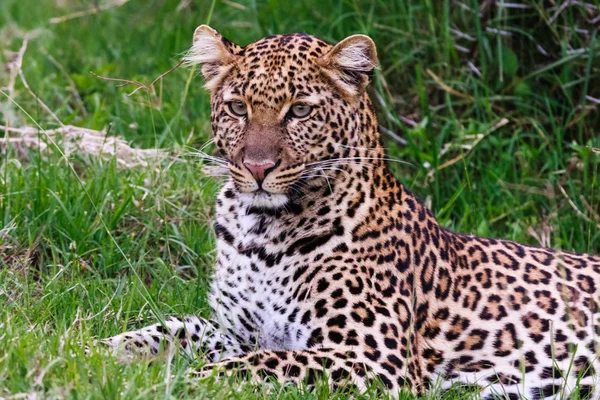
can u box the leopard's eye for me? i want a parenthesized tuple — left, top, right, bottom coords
(227, 101, 248, 117)
(288, 104, 313, 119)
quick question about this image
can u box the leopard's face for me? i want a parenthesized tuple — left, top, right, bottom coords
(187, 27, 377, 208)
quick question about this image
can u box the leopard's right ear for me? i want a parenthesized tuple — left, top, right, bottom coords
(185, 25, 241, 90)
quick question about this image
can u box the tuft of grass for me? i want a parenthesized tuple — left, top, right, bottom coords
(0, 0, 598, 399)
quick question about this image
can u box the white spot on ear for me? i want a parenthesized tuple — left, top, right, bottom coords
(183, 25, 237, 90)
(184, 26, 231, 66)
(318, 34, 378, 98)
(332, 38, 377, 72)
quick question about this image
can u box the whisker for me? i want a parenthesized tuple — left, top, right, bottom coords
(302, 174, 342, 182)
(322, 172, 335, 197)
(307, 156, 411, 167)
(187, 152, 227, 162)
(184, 139, 215, 154)
(187, 152, 230, 166)
(198, 139, 215, 152)
(310, 166, 350, 177)
(331, 143, 384, 151)
(288, 186, 306, 197)
(184, 143, 230, 167)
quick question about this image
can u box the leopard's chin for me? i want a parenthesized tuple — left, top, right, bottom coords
(239, 191, 290, 210)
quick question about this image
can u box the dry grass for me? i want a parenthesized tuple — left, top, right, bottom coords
(0, 1, 599, 399)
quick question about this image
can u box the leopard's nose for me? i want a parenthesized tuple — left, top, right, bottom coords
(243, 160, 277, 181)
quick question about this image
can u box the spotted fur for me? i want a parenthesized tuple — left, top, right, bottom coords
(99, 26, 600, 399)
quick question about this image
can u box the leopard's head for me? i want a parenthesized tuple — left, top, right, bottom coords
(187, 26, 378, 208)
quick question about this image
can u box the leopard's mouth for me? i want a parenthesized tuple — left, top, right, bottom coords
(229, 160, 338, 209)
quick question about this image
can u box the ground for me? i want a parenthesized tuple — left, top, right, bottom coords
(0, 0, 599, 399)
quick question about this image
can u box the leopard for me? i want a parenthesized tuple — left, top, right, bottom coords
(97, 25, 600, 399)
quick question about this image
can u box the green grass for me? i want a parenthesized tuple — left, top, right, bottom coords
(0, 0, 599, 398)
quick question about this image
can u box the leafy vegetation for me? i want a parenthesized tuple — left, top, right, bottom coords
(0, 0, 598, 398)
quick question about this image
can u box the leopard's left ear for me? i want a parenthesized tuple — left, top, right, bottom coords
(185, 25, 242, 90)
(318, 34, 378, 98)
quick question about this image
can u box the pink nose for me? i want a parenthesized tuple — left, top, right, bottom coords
(243, 160, 276, 181)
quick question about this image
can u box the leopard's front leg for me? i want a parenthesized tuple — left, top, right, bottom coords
(189, 347, 408, 394)
(100, 316, 247, 362)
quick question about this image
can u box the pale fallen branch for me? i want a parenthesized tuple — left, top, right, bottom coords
(0, 391, 39, 399)
(50, 0, 131, 24)
(91, 60, 185, 97)
(0, 125, 165, 168)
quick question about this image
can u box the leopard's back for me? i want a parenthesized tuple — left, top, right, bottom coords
(423, 232, 600, 398)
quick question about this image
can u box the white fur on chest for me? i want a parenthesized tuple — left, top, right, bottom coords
(209, 189, 311, 350)
(209, 239, 310, 350)
(208, 182, 352, 350)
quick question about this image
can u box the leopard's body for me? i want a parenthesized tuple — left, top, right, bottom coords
(101, 26, 600, 399)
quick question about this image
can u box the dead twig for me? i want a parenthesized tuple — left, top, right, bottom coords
(222, 0, 247, 10)
(425, 118, 509, 183)
(548, 0, 572, 24)
(91, 60, 185, 97)
(41, 48, 88, 116)
(579, 195, 600, 225)
(50, 0, 131, 24)
(558, 185, 600, 229)
(527, 224, 553, 248)
(499, 181, 555, 198)
(4, 38, 28, 98)
(379, 125, 408, 145)
(2, 39, 64, 126)
(176, 0, 193, 11)
(0, 125, 165, 168)
(426, 68, 475, 101)
(10, 40, 64, 127)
